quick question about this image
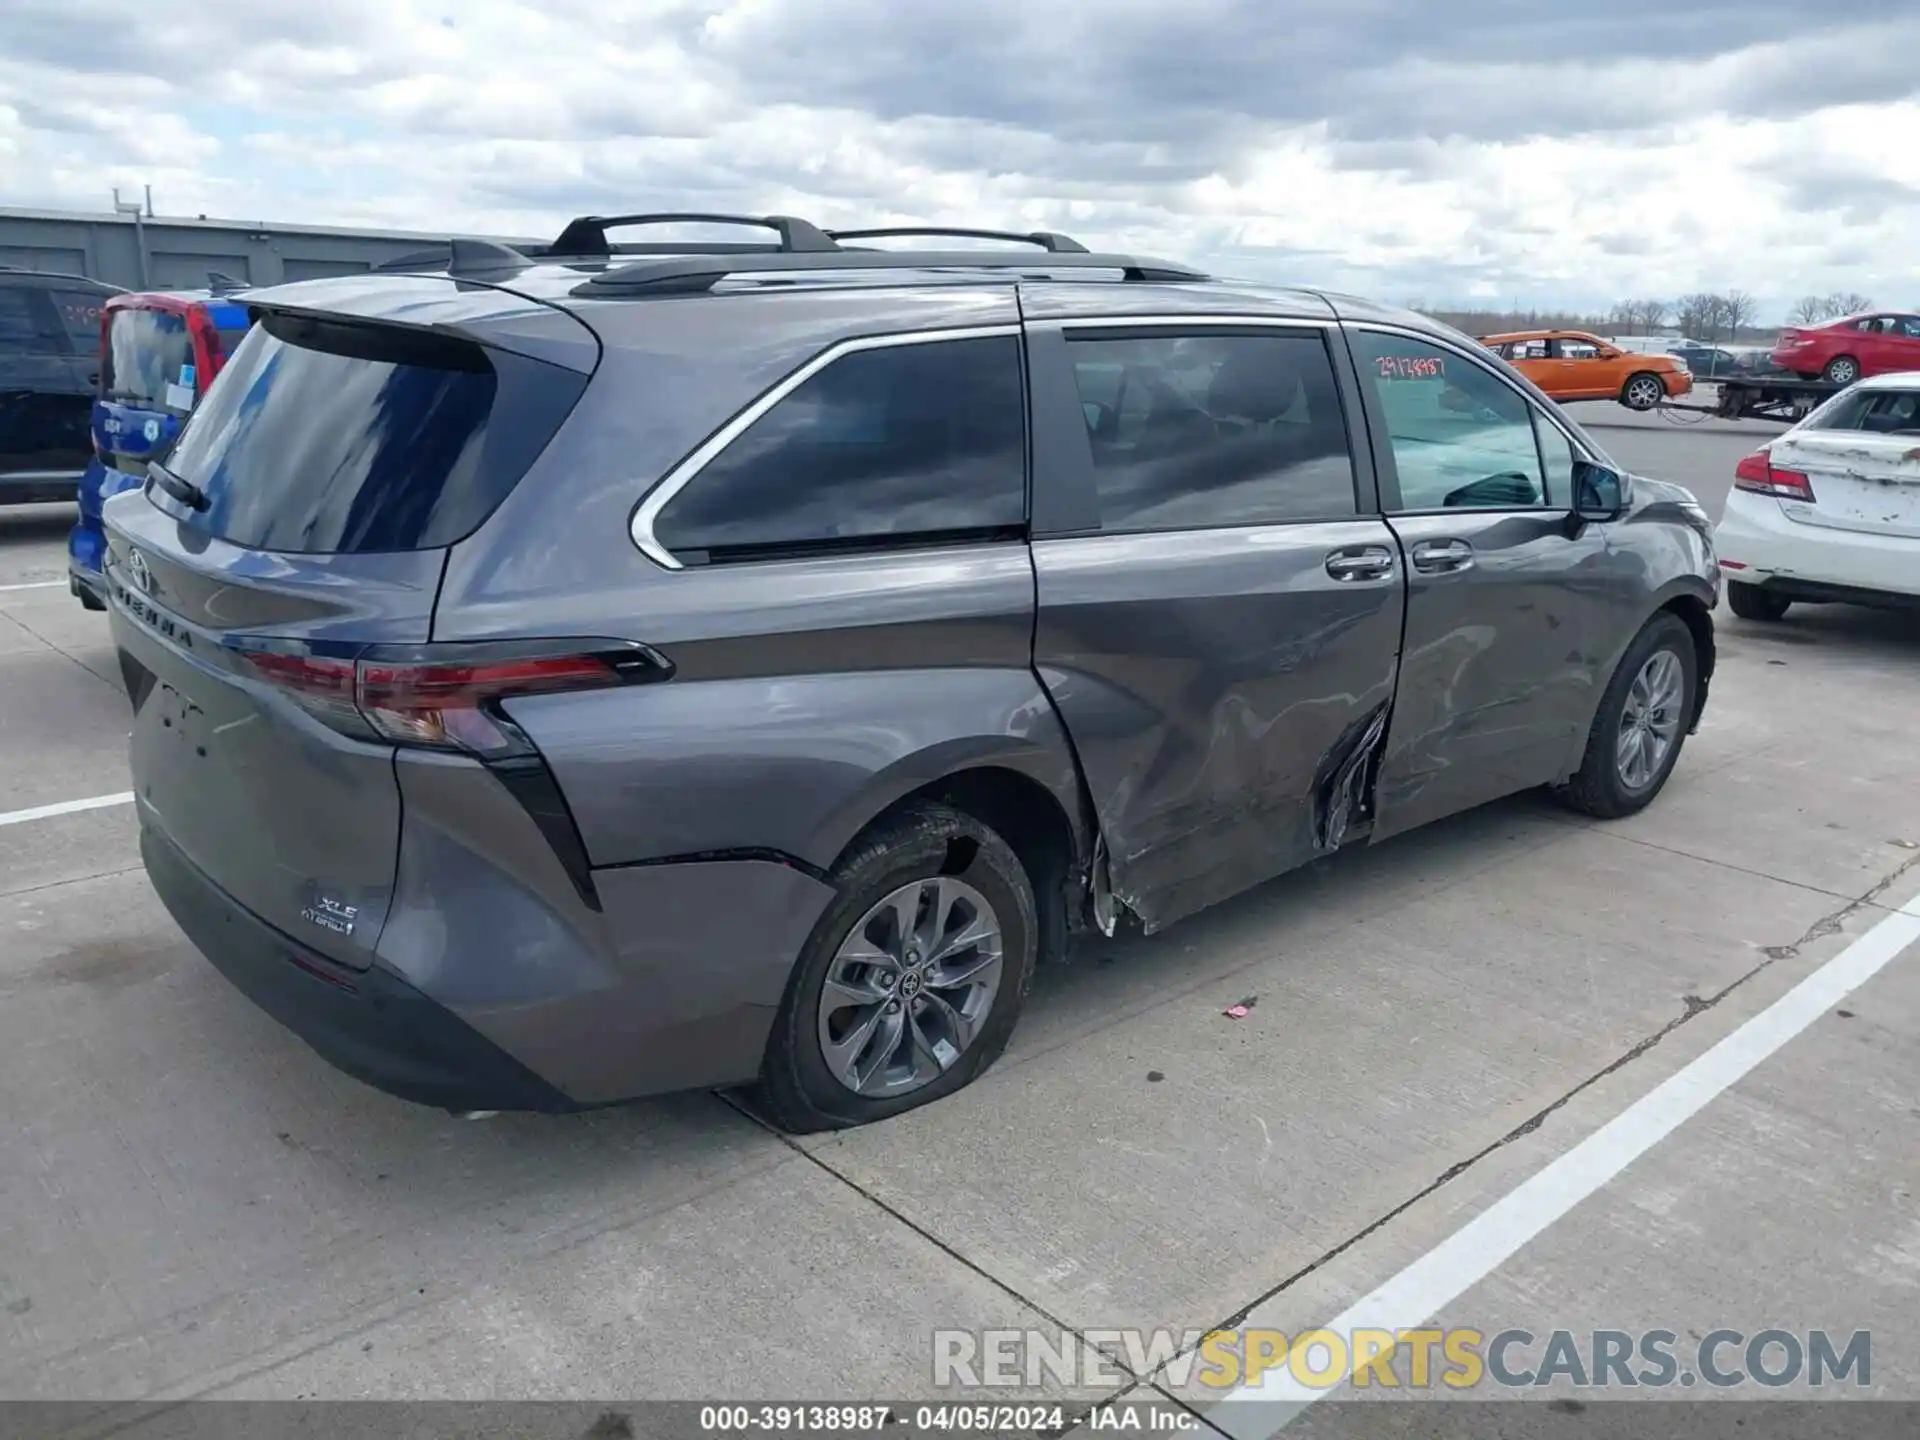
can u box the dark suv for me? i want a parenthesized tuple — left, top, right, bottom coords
(1, 267, 122, 504)
(101, 215, 1718, 1132)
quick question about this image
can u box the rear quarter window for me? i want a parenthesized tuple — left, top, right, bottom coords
(162, 312, 587, 554)
(651, 333, 1027, 563)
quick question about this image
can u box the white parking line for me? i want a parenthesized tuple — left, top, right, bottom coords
(0, 792, 135, 828)
(1208, 896, 1920, 1439)
(0, 579, 65, 592)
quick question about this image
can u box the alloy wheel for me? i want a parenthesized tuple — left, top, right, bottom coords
(1625, 376, 1664, 410)
(816, 876, 1005, 1099)
(1616, 649, 1684, 790)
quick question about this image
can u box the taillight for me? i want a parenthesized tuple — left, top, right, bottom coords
(231, 641, 667, 756)
(187, 305, 225, 385)
(1734, 450, 1815, 501)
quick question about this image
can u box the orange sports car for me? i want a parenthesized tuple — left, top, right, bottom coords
(1480, 330, 1692, 411)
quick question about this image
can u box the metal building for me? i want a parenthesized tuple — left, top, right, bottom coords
(0, 204, 534, 291)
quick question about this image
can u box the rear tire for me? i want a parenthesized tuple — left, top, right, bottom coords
(1620, 372, 1666, 411)
(1555, 613, 1698, 819)
(1822, 356, 1861, 385)
(750, 802, 1037, 1135)
(1726, 580, 1791, 622)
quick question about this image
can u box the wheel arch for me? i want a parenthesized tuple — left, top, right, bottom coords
(827, 757, 1096, 967)
(1568, 576, 1718, 775)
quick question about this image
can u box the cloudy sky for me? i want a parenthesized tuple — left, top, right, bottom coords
(2, 0, 1917, 318)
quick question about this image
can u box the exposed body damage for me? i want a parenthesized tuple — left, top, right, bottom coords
(1312, 703, 1391, 852)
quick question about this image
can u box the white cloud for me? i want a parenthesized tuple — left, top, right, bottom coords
(0, 0, 1916, 317)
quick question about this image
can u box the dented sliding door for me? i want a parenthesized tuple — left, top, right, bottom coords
(1021, 308, 1405, 933)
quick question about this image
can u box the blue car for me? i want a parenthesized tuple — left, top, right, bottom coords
(69, 284, 252, 608)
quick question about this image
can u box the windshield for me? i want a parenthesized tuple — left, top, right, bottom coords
(103, 308, 193, 411)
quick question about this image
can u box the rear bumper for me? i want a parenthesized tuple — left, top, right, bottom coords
(142, 823, 580, 1114)
(1714, 489, 1920, 602)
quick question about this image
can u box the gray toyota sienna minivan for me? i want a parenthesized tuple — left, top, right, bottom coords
(102, 215, 1718, 1132)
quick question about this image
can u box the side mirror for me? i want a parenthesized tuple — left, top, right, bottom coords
(1573, 460, 1628, 520)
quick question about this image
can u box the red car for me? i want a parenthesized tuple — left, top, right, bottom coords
(1772, 312, 1920, 385)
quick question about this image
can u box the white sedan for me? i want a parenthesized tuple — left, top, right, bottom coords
(1713, 371, 1920, 621)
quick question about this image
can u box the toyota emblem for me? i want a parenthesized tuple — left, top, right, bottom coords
(127, 549, 153, 594)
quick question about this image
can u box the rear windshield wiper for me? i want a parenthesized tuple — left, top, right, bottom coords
(147, 460, 209, 512)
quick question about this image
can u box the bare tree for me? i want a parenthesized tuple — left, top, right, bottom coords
(1720, 289, 1757, 337)
(1607, 298, 1672, 334)
(1789, 295, 1829, 325)
(1673, 292, 1721, 341)
(1833, 291, 1874, 316)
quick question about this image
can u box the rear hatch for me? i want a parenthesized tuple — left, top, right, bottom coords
(1773, 388, 1920, 540)
(104, 281, 595, 969)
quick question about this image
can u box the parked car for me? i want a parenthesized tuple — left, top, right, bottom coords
(1481, 330, 1692, 410)
(1714, 371, 1920, 620)
(68, 285, 254, 608)
(1772, 312, 1920, 385)
(0, 267, 122, 505)
(1609, 335, 1705, 356)
(1668, 345, 1756, 380)
(100, 217, 1718, 1131)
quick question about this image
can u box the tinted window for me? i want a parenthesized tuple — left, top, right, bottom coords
(1356, 331, 1548, 511)
(105, 309, 193, 409)
(0, 289, 50, 351)
(653, 335, 1026, 561)
(1066, 331, 1355, 532)
(48, 290, 107, 354)
(166, 312, 585, 554)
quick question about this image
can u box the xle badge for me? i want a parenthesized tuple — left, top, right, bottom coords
(301, 896, 360, 937)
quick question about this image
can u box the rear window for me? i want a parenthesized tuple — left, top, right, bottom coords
(1803, 388, 1920, 436)
(161, 312, 586, 554)
(105, 309, 193, 410)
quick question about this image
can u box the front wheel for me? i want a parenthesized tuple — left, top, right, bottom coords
(1620, 372, 1666, 411)
(1555, 613, 1698, 819)
(750, 802, 1037, 1134)
(1727, 580, 1791, 621)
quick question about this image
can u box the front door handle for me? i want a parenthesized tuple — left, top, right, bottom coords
(1326, 545, 1396, 582)
(1411, 538, 1475, 574)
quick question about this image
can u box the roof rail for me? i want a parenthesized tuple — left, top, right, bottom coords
(828, 226, 1089, 254)
(547, 212, 840, 259)
(571, 249, 1208, 298)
